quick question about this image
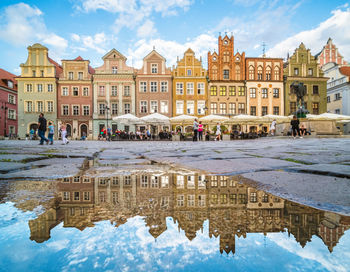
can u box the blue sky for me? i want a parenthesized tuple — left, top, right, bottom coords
(0, 0, 350, 74)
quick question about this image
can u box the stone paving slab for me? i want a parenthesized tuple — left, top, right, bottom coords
(289, 164, 350, 178)
(0, 154, 45, 162)
(0, 162, 28, 173)
(241, 171, 350, 215)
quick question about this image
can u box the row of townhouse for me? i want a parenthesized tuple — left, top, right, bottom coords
(16, 35, 328, 140)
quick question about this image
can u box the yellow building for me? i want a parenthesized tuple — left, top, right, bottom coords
(172, 49, 208, 124)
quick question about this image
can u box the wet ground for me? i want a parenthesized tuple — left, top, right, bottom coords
(0, 138, 350, 271)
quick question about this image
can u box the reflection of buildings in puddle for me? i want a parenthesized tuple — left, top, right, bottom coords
(28, 172, 350, 255)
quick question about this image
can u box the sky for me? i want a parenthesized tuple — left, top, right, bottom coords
(0, 0, 350, 75)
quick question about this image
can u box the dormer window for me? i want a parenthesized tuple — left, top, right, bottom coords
(112, 66, 118, 74)
(187, 69, 192, 76)
(7, 80, 13, 89)
(151, 64, 158, 74)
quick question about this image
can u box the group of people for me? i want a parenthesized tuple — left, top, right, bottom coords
(192, 119, 222, 141)
(290, 115, 309, 138)
(98, 126, 172, 141)
(36, 113, 69, 145)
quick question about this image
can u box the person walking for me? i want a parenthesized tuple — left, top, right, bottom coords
(215, 123, 221, 141)
(60, 123, 69, 145)
(37, 113, 49, 145)
(198, 121, 203, 141)
(47, 121, 54, 145)
(193, 118, 199, 141)
(270, 119, 276, 136)
(107, 126, 112, 141)
(291, 115, 301, 139)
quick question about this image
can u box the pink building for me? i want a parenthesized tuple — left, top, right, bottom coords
(316, 38, 348, 68)
(0, 68, 17, 138)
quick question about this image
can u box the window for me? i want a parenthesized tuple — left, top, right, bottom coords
(220, 194, 227, 204)
(26, 101, 33, 112)
(124, 176, 131, 186)
(197, 101, 205, 115)
(186, 101, 194, 115)
(161, 176, 169, 188)
(73, 176, 80, 183)
(313, 85, 319, 95)
(238, 86, 245, 96)
(273, 88, 279, 98)
(211, 176, 218, 187)
(124, 86, 130, 96)
(112, 177, 119, 186)
(124, 103, 130, 114)
(161, 82, 168, 92)
(99, 86, 105, 96)
(335, 93, 341, 100)
(99, 103, 105, 115)
(63, 192, 70, 201)
(262, 106, 268, 116)
(219, 86, 226, 96)
(294, 68, 299, 75)
(112, 66, 117, 74)
(250, 192, 257, 203)
(140, 82, 147, 93)
(37, 101, 43, 112)
(8, 109, 15, 120)
(229, 194, 237, 204)
(312, 103, 319, 114)
(335, 109, 340, 114)
(176, 83, 184, 95)
(176, 101, 184, 114)
(140, 101, 147, 113)
(239, 194, 247, 204)
(250, 88, 256, 98)
(290, 102, 296, 114)
(8, 80, 14, 88)
(63, 105, 69, 115)
(249, 66, 254, 80)
(223, 69, 229, 79)
(266, 66, 271, 80)
(250, 106, 256, 116)
(151, 64, 158, 73)
(238, 103, 245, 114)
(197, 83, 205, 95)
(229, 103, 236, 114)
(83, 87, 89, 96)
(48, 84, 53, 92)
(32, 70, 36, 77)
(177, 175, 184, 188)
(229, 86, 236, 96)
(141, 176, 148, 188)
(187, 83, 194, 95)
(73, 192, 80, 201)
(210, 86, 217, 96)
(160, 101, 168, 114)
(308, 68, 313, 76)
(262, 194, 269, 203)
(62, 87, 68, 96)
(262, 88, 268, 98)
(177, 195, 184, 207)
(150, 101, 158, 113)
(187, 69, 192, 76)
(211, 194, 218, 204)
(257, 66, 263, 80)
(84, 192, 90, 201)
(47, 101, 53, 112)
(327, 96, 330, 103)
(219, 103, 226, 114)
(198, 195, 206, 207)
(37, 84, 43, 92)
(78, 72, 83, 80)
(40, 70, 44, 77)
(188, 195, 195, 206)
(73, 105, 79, 115)
(210, 103, 217, 114)
(274, 67, 280, 80)
(99, 192, 106, 203)
(150, 82, 157, 92)
(111, 103, 118, 115)
(73, 87, 79, 96)
(273, 106, 279, 115)
(26, 84, 32, 92)
(68, 72, 73, 80)
(223, 51, 230, 62)
(83, 105, 90, 116)
(151, 176, 158, 188)
(8, 94, 15, 104)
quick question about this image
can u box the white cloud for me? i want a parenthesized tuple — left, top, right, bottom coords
(70, 32, 115, 54)
(0, 3, 68, 58)
(137, 19, 157, 38)
(79, 0, 137, 13)
(267, 7, 350, 59)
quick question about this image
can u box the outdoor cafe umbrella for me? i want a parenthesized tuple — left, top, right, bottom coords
(225, 114, 259, 133)
(112, 113, 144, 125)
(258, 114, 290, 123)
(140, 113, 170, 125)
(170, 114, 197, 123)
(307, 112, 350, 121)
(198, 114, 229, 123)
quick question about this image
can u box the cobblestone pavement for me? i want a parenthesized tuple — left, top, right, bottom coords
(0, 138, 350, 215)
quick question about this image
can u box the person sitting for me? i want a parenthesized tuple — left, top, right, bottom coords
(300, 123, 307, 137)
(205, 131, 210, 141)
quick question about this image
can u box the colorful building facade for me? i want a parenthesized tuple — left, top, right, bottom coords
(16, 43, 61, 138)
(172, 48, 208, 119)
(208, 35, 246, 116)
(316, 38, 348, 68)
(93, 49, 135, 138)
(0, 68, 18, 138)
(57, 56, 94, 140)
(284, 43, 328, 116)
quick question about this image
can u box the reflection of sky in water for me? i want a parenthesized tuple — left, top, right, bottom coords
(0, 202, 349, 272)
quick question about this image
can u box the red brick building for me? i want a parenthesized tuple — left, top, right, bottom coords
(0, 68, 18, 138)
(57, 57, 94, 139)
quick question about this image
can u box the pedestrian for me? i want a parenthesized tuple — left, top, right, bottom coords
(48, 121, 54, 145)
(193, 118, 199, 141)
(270, 119, 276, 136)
(215, 123, 221, 141)
(290, 115, 301, 139)
(37, 113, 49, 145)
(198, 121, 203, 141)
(107, 126, 112, 141)
(60, 122, 69, 145)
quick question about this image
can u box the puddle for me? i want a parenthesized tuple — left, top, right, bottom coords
(0, 163, 349, 271)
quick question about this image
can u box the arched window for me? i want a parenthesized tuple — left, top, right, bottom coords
(257, 66, 263, 80)
(249, 66, 254, 80)
(235, 65, 241, 80)
(266, 66, 271, 80)
(274, 66, 280, 80)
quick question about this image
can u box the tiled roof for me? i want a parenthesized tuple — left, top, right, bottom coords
(339, 66, 350, 79)
(74, 56, 84, 61)
(0, 67, 17, 91)
(88, 65, 95, 74)
(48, 57, 63, 77)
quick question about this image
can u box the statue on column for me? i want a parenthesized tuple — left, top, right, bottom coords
(290, 81, 309, 118)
